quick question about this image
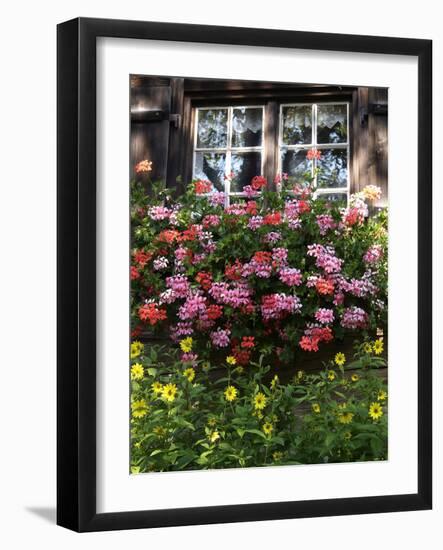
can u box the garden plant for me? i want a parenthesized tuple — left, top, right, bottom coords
(129, 153, 388, 472)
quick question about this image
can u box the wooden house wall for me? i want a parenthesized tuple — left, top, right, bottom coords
(130, 75, 388, 204)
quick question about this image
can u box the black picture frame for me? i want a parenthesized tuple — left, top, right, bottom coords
(57, 17, 432, 532)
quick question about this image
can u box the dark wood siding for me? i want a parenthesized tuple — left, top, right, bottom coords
(352, 87, 388, 207)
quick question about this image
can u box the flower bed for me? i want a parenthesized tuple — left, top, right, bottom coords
(130, 340, 388, 472)
(130, 162, 388, 471)
(130, 171, 387, 369)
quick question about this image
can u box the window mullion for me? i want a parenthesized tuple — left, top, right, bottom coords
(225, 107, 233, 207)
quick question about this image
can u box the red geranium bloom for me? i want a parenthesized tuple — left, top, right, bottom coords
(251, 175, 267, 190)
(299, 336, 320, 352)
(343, 207, 364, 227)
(246, 200, 258, 215)
(196, 271, 212, 291)
(306, 148, 322, 161)
(298, 200, 311, 214)
(207, 304, 223, 320)
(225, 259, 243, 280)
(138, 303, 167, 325)
(316, 278, 335, 296)
(194, 180, 212, 194)
(133, 250, 152, 268)
(232, 346, 251, 366)
(179, 225, 199, 242)
(253, 251, 272, 264)
(310, 326, 334, 343)
(157, 229, 180, 244)
(241, 336, 255, 349)
(263, 212, 281, 225)
(240, 303, 256, 315)
(130, 266, 140, 280)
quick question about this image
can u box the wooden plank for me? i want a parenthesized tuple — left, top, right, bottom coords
(351, 87, 369, 194)
(130, 80, 172, 184)
(368, 87, 388, 208)
(166, 78, 185, 189)
(264, 101, 279, 188)
(181, 96, 195, 187)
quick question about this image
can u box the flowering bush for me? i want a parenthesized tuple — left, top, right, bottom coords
(130, 339, 387, 472)
(130, 170, 387, 368)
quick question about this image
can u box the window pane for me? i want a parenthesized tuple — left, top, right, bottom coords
(231, 152, 262, 192)
(196, 109, 228, 148)
(316, 192, 347, 207)
(281, 149, 312, 181)
(232, 108, 263, 147)
(282, 105, 312, 145)
(317, 104, 347, 144)
(194, 152, 226, 191)
(317, 149, 348, 188)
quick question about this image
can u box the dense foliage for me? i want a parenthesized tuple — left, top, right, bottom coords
(130, 340, 388, 472)
(130, 169, 387, 367)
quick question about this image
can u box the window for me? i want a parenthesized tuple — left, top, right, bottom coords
(192, 102, 349, 204)
(193, 106, 264, 199)
(280, 103, 349, 202)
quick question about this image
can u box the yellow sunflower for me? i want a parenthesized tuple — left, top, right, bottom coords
(179, 337, 193, 353)
(262, 422, 274, 435)
(183, 367, 195, 382)
(224, 385, 238, 402)
(208, 431, 220, 443)
(312, 403, 321, 414)
(377, 389, 387, 401)
(131, 399, 148, 418)
(373, 339, 384, 355)
(130, 341, 144, 359)
(253, 392, 267, 410)
(130, 363, 144, 380)
(162, 383, 178, 402)
(151, 381, 163, 395)
(327, 370, 336, 381)
(364, 342, 373, 354)
(338, 411, 354, 424)
(368, 402, 384, 421)
(334, 352, 346, 367)
(226, 355, 237, 365)
(351, 373, 359, 382)
(272, 451, 283, 461)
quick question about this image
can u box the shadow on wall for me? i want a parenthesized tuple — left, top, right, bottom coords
(25, 506, 56, 524)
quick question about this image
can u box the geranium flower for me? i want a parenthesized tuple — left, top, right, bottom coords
(263, 211, 281, 225)
(251, 175, 267, 190)
(138, 303, 167, 325)
(194, 179, 212, 194)
(134, 159, 152, 173)
(306, 148, 322, 160)
(130, 266, 140, 280)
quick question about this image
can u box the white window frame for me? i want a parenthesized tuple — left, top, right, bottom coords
(278, 102, 350, 202)
(193, 105, 265, 206)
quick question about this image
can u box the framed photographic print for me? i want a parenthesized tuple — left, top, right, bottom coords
(57, 17, 432, 532)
